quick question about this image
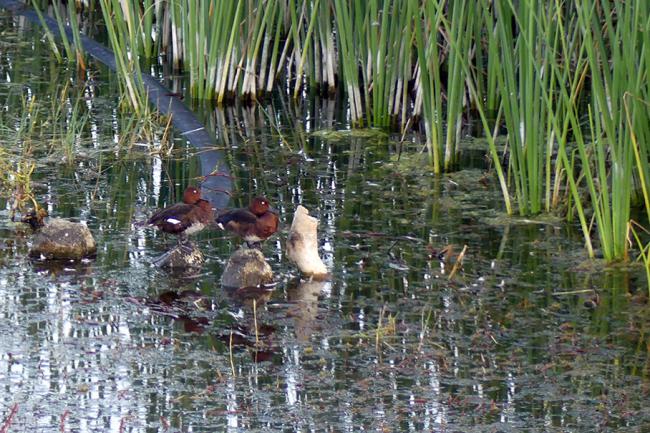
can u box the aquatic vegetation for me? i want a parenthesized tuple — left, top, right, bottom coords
(0, 97, 40, 217)
(560, 0, 649, 261)
(627, 93, 650, 228)
(99, 0, 148, 116)
(483, 0, 562, 216)
(0, 154, 39, 220)
(629, 221, 650, 295)
(32, 1, 62, 62)
(9, 0, 650, 261)
(310, 127, 389, 142)
(33, 0, 87, 71)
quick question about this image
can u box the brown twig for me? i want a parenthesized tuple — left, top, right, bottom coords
(1, 403, 19, 433)
(448, 244, 468, 280)
(60, 410, 69, 432)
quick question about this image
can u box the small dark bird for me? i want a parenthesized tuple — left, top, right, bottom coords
(216, 196, 279, 248)
(20, 208, 48, 230)
(147, 186, 214, 245)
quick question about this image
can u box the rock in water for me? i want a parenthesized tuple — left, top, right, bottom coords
(152, 242, 205, 269)
(221, 248, 273, 289)
(29, 218, 96, 260)
(286, 206, 328, 278)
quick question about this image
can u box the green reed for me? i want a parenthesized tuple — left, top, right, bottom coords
(333, 0, 363, 124)
(451, 1, 511, 214)
(410, 0, 480, 173)
(443, 1, 475, 171)
(292, 0, 320, 99)
(540, 1, 594, 255)
(32, 1, 62, 62)
(629, 222, 650, 295)
(411, 0, 441, 170)
(65, 1, 86, 71)
(51, 1, 74, 60)
(61, 90, 89, 165)
(33, 1, 83, 66)
(627, 94, 650, 226)
(315, 0, 336, 95)
(484, 0, 570, 216)
(99, 0, 148, 115)
(364, 0, 395, 127)
(570, 0, 648, 261)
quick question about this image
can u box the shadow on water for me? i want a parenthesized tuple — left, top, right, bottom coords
(0, 12, 649, 433)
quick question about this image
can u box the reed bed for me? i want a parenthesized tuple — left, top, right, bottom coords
(23, 0, 650, 263)
(488, 0, 557, 216)
(98, 0, 149, 115)
(568, 0, 649, 261)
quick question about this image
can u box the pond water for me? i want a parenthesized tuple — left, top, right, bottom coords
(1, 12, 649, 433)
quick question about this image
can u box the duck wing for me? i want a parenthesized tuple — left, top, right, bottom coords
(147, 203, 194, 234)
(216, 208, 258, 226)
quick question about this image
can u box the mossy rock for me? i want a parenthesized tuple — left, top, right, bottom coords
(153, 243, 204, 269)
(29, 218, 96, 260)
(221, 248, 273, 289)
(482, 213, 563, 227)
(311, 128, 389, 142)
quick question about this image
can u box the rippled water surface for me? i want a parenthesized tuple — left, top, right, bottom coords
(1, 13, 649, 433)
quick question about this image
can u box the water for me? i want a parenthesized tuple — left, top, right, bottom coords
(1, 12, 649, 433)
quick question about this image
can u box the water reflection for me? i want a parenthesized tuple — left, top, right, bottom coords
(287, 277, 328, 342)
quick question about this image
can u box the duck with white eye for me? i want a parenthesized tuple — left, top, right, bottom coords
(216, 196, 279, 249)
(147, 186, 214, 246)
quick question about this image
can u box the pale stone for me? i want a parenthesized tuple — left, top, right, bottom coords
(286, 206, 328, 277)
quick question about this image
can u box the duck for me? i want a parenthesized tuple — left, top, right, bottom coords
(216, 196, 279, 248)
(19, 207, 48, 230)
(147, 186, 214, 246)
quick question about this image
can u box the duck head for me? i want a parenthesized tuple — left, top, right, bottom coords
(249, 196, 271, 216)
(182, 186, 201, 204)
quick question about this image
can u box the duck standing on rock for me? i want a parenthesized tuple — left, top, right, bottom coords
(216, 196, 279, 248)
(147, 186, 214, 247)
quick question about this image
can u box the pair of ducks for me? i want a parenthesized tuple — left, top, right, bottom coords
(147, 186, 278, 248)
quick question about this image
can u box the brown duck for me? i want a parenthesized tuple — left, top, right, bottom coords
(147, 186, 214, 245)
(216, 196, 279, 248)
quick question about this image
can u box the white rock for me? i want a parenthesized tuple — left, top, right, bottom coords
(286, 206, 328, 278)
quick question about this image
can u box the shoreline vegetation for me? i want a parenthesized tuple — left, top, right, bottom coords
(5, 0, 650, 268)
